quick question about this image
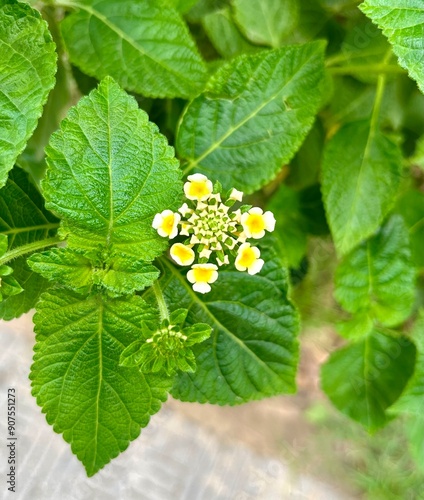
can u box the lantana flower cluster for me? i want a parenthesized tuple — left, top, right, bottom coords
(152, 174, 276, 293)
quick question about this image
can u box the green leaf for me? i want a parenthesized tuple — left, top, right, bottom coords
(43, 77, 182, 261)
(60, 0, 207, 99)
(232, 0, 299, 48)
(203, 7, 255, 59)
(321, 120, 402, 255)
(27, 248, 93, 293)
(335, 216, 415, 328)
(267, 184, 308, 268)
(0, 0, 57, 187)
(178, 41, 326, 193)
(0, 234, 7, 255)
(395, 189, 424, 269)
(389, 313, 424, 416)
(321, 329, 416, 432)
(165, 0, 198, 14)
(360, 0, 424, 93)
(31, 290, 170, 476)
(0, 167, 59, 320)
(99, 255, 159, 295)
(153, 248, 299, 405)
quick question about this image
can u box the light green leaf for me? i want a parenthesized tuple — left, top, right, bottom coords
(165, 0, 198, 14)
(31, 290, 170, 476)
(99, 255, 159, 295)
(59, 0, 207, 98)
(27, 248, 93, 293)
(321, 329, 416, 431)
(395, 189, 424, 268)
(152, 248, 299, 405)
(232, 0, 299, 48)
(0, 0, 56, 188)
(203, 7, 255, 59)
(411, 135, 424, 169)
(335, 216, 415, 328)
(43, 77, 182, 261)
(0, 234, 7, 255)
(178, 41, 326, 193)
(0, 167, 59, 320)
(321, 120, 402, 255)
(389, 313, 424, 416)
(360, 0, 424, 93)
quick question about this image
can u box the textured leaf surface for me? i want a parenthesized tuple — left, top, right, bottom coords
(360, 0, 424, 93)
(321, 330, 416, 431)
(60, 0, 207, 98)
(0, 167, 58, 319)
(177, 41, 326, 193)
(43, 77, 182, 261)
(154, 249, 299, 405)
(335, 216, 415, 328)
(0, 0, 56, 187)
(321, 120, 402, 255)
(31, 290, 170, 476)
(28, 248, 159, 295)
(233, 0, 299, 47)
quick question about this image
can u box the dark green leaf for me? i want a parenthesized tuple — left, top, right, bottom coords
(395, 189, 424, 269)
(0, 0, 57, 187)
(153, 248, 299, 405)
(0, 167, 59, 319)
(322, 120, 402, 255)
(267, 184, 308, 268)
(335, 216, 415, 328)
(178, 41, 326, 193)
(31, 290, 170, 476)
(390, 313, 424, 416)
(60, 0, 207, 98)
(321, 329, 416, 431)
(43, 77, 182, 261)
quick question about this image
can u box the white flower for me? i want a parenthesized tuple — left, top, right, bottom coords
(184, 173, 213, 201)
(152, 210, 180, 239)
(187, 264, 218, 294)
(235, 243, 264, 275)
(229, 188, 243, 202)
(170, 243, 195, 266)
(240, 207, 275, 239)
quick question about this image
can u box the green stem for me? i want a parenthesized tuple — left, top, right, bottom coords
(369, 52, 392, 136)
(152, 281, 169, 322)
(0, 236, 61, 267)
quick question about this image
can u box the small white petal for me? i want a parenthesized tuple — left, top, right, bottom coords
(263, 211, 276, 232)
(193, 282, 211, 294)
(188, 173, 209, 182)
(178, 203, 192, 216)
(229, 188, 243, 202)
(248, 259, 264, 275)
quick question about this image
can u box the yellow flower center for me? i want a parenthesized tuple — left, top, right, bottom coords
(238, 247, 256, 268)
(172, 244, 194, 264)
(246, 214, 265, 234)
(193, 267, 215, 282)
(162, 214, 175, 235)
(188, 181, 211, 199)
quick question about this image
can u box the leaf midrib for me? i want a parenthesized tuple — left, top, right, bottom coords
(184, 47, 320, 171)
(59, 0, 198, 85)
(162, 258, 282, 382)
